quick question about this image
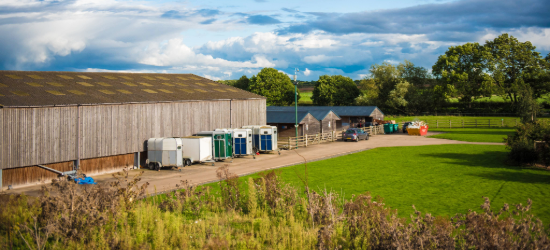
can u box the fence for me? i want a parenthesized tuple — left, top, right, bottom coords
(278, 125, 386, 150)
(409, 119, 519, 128)
(278, 131, 338, 150)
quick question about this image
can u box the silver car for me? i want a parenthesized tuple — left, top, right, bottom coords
(344, 128, 369, 142)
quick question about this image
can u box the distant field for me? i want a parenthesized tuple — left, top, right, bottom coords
(447, 94, 550, 103)
(299, 91, 313, 104)
(387, 115, 523, 127)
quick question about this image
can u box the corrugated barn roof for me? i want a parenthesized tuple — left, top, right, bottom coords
(0, 71, 264, 107)
(266, 111, 316, 124)
(266, 106, 383, 117)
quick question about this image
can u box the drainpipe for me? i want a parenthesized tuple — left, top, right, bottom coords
(76, 104, 80, 170)
(230, 100, 232, 128)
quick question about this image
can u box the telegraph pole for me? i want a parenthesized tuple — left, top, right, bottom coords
(294, 68, 299, 148)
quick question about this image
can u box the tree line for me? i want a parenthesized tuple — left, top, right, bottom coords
(219, 33, 550, 116)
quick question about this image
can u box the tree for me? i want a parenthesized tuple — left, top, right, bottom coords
(234, 75, 250, 90)
(312, 75, 360, 106)
(386, 80, 410, 113)
(248, 68, 298, 106)
(432, 42, 493, 106)
(485, 34, 549, 103)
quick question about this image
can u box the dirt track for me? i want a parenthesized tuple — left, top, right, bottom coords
(5, 132, 504, 196)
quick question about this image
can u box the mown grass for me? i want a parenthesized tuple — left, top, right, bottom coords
(428, 128, 515, 143)
(205, 144, 550, 224)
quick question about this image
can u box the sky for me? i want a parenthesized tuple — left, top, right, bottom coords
(0, 0, 549, 81)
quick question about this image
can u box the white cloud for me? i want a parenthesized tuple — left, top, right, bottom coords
(303, 68, 311, 76)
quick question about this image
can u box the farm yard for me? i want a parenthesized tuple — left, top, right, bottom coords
(3, 115, 550, 248)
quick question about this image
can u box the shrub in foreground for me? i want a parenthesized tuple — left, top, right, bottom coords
(0, 166, 549, 249)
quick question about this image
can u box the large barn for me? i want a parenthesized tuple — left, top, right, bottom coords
(0, 71, 266, 189)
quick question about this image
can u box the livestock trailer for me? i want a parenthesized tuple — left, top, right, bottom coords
(216, 128, 255, 158)
(147, 138, 184, 170)
(181, 136, 214, 165)
(242, 125, 279, 154)
(195, 131, 233, 161)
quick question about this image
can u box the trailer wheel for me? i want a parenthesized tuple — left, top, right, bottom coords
(148, 163, 155, 170)
(185, 159, 192, 166)
(155, 163, 161, 171)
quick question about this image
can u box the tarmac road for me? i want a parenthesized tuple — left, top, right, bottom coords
(5, 132, 504, 197)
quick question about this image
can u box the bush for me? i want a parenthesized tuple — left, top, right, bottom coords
(506, 121, 550, 166)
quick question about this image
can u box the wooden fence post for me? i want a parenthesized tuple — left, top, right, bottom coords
(501, 119, 503, 127)
(305, 134, 308, 147)
(489, 119, 490, 128)
(462, 120, 464, 128)
(449, 120, 451, 128)
(437, 120, 439, 128)
(288, 137, 291, 150)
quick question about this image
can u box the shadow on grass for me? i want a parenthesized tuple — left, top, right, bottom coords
(419, 151, 509, 169)
(466, 171, 550, 184)
(420, 151, 550, 183)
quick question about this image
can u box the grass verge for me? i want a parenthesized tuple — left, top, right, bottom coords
(428, 128, 514, 143)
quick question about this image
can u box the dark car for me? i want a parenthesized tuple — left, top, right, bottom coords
(344, 128, 369, 142)
(402, 122, 412, 133)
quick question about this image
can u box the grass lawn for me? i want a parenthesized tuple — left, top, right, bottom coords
(428, 128, 515, 143)
(205, 144, 550, 224)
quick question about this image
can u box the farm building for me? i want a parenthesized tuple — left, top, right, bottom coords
(266, 106, 383, 131)
(267, 109, 340, 137)
(0, 71, 266, 189)
(267, 111, 320, 137)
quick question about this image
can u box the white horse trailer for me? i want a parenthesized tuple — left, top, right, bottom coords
(181, 136, 214, 165)
(216, 128, 255, 158)
(242, 125, 279, 154)
(146, 138, 183, 171)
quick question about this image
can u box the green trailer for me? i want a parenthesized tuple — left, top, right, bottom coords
(195, 130, 233, 161)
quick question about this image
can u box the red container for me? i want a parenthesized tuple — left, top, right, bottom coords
(419, 125, 429, 136)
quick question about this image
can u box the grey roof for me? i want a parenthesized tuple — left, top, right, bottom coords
(267, 111, 317, 124)
(0, 71, 264, 107)
(266, 106, 383, 117)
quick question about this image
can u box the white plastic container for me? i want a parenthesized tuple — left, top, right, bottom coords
(181, 136, 213, 165)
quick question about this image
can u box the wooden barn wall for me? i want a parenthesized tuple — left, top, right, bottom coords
(230, 99, 266, 128)
(321, 112, 341, 133)
(304, 114, 320, 135)
(80, 153, 134, 176)
(0, 109, 3, 170)
(0, 107, 78, 170)
(2, 161, 73, 188)
(1, 98, 266, 170)
(372, 109, 384, 120)
(81, 100, 232, 159)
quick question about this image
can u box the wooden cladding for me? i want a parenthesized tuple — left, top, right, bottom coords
(1, 99, 266, 169)
(2, 161, 73, 188)
(230, 99, 267, 128)
(0, 107, 78, 169)
(80, 153, 134, 176)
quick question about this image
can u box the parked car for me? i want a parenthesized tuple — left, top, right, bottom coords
(402, 122, 412, 133)
(344, 128, 369, 142)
